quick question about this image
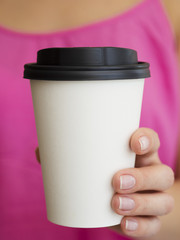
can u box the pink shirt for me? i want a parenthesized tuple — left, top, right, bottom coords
(0, 0, 179, 239)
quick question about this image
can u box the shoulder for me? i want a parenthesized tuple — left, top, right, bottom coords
(161, 0, 180, 40)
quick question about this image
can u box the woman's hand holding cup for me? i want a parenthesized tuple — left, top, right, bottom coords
(110, 127, 175, 238)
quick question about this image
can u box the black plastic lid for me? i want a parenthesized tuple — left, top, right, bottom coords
(23, 47, 150, 80)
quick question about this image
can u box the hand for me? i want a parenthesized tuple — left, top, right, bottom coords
(109, 127, 175, 238)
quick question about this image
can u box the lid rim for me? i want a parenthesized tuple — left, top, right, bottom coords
(24, 68, 150, 80)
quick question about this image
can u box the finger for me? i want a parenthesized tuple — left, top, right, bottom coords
(111, 192, 174, 216)
(120, 216, 161, 238)
(130, 127, 160, 159)
(135, 152, 160, 168)
(35, 147, 41, 164)
(112, 164, 175, 193)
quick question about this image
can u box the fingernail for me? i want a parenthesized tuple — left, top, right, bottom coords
(125, 219, 138, 231)
(119, 197, 135, 210)
(120, 175, 136, 190)
(139, 136, 150, 151)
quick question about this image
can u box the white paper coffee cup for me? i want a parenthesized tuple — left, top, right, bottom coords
(24, 47, 150, 228)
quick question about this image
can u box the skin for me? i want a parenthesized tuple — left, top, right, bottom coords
(0, 0, 145, 33)
(0, 0, 180, 238)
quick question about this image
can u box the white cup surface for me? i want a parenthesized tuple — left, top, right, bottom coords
(30, 78, 144, 228)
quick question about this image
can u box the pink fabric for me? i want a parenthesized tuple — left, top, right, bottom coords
(0, 0, 179, 239)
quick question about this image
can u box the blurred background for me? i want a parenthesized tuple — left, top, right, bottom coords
(0, 0, 180, 240)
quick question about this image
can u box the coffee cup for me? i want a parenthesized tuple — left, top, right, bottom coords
(23, 47, 150, 228)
